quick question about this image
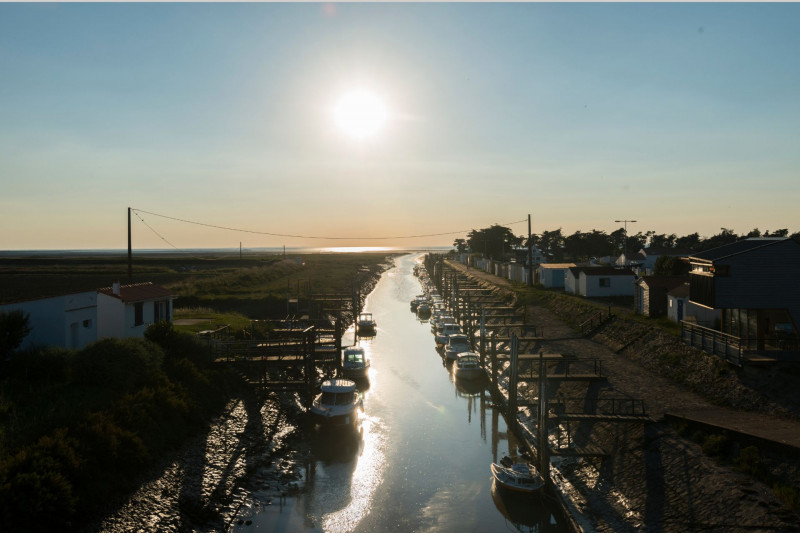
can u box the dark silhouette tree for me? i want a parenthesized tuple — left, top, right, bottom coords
(0, 310, 31, 359)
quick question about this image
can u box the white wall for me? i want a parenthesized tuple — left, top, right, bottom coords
(0, 292, 98, 350)
(582, 274, 635, 297)
(98, 295, 173, 340)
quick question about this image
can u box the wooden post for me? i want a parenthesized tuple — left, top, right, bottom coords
(508, 333, 518, 424)
(538, 350, 550, 485)
(527, 213, 533, 286)
(490, 332, 498, 387)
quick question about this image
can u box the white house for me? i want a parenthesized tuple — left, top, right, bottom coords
(566, 267, 636, 297)
(97, 282, 174, 340)
(667, 282, 721, 328)
(538, 263, 576, 289)
(0, 291, 98, 350)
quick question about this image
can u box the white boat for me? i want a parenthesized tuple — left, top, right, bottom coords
(310, 379, 363, 427)
(490, 461, 544, 494)
(357, 312, 377, 335)
(444, 334, 471, 361)
(453, 352, 484, 380)
(435, 323, 462, 347)
(341, 346, 370, 380)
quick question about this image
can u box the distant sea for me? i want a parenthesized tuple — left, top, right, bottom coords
(0, 246, 453, 258)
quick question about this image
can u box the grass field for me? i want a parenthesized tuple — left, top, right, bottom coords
(0, 251, 398, 321)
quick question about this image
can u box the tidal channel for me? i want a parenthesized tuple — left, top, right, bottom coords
(236, 254, 568, 532)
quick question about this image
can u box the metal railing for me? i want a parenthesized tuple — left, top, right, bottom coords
(681, 321, 743, 367)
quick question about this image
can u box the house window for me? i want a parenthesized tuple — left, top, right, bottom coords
(83, 319, 91, 328)
(599, 278, 611, 287)
(154, 301, 161, 322)
(134, 302, 144, 326)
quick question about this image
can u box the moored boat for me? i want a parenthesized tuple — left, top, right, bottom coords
(490, 460, 544, 494)
(444, 334, 471, 361)
(310, 379, 363, 427)
(357, 312, 377, 336)
(453, 351, 484, 380)
(341, 346, 370, 380)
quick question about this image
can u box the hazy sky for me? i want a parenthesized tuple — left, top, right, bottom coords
(1, 2, 798, 250)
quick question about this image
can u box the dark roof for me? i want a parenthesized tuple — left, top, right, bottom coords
(688, 238, 794, 262)
(569, 266, 636, 277)
(642, 246, 692, 257)
(98, 282, 173, 303)
(636, 276, 688, 290)
(668, 283, 691, 298)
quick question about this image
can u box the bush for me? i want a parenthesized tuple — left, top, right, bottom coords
(702, 433, 730, 456)
(71, 338, 166, 391)
(6, 347, 72, 382)
(0, 429, 80, 532)
(146, 323, 214, 369)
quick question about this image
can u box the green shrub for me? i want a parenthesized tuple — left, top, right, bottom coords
(773, 483, 800, 511)
(702, 433, 730, 456)
(734, 445, 765, 478)
(7, 346, 72, 382)
(71, 338, 166, 391)
(0, 429, 80, 532)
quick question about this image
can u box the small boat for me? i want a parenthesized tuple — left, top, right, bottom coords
(417, 302, 431, 318)
(490, 460, 544, 494)
(435, 323, 462, 347)
(341, 346, 370, 380)
(410, 295, 426, 312)
(310, 379, 363, 427)
(453, 352, 484, 380)
(444, 333, 470, 361)
(357, 312, 377, 335)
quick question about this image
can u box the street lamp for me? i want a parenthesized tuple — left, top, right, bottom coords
(615, 219, 637, 259)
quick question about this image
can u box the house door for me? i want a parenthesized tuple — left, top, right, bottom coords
(70, 322, 79, 349)
(677, 299, 684, 322)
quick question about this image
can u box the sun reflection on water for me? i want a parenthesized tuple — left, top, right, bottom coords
(321, 416, 387, 532)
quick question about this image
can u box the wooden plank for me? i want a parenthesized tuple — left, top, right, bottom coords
(518, 374, 608, 383)
(553, 414, 653, 422)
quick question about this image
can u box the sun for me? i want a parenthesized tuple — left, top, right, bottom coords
(333, 89, 387, 139)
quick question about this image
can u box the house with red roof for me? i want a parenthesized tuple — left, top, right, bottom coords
(97, 282, 174, 340)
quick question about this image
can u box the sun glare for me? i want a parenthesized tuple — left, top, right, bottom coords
(333, 89, 387, 139)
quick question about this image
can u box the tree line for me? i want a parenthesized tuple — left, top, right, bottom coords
(453, 226, 799, 263)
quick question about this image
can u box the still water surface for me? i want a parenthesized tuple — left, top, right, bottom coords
(238, 254, 567, 532)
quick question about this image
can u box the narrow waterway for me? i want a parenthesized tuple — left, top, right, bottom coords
(235, 254, 567, 532)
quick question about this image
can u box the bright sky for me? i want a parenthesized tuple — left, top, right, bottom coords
(1, 3, 798, 250)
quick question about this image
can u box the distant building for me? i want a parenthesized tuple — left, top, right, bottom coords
(97, 282, 174, 340)
(667, 282, 720, 327)
(538, 263, 576, 289)
(565, 267, 636, 298)
(634, 276, 687, 317)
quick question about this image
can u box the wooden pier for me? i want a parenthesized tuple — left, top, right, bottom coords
(427, 255, 653, 483)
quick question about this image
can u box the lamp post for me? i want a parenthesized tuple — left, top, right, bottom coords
(615, 219, 637, 260)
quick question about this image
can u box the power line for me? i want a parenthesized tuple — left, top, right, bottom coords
(132, 210, 227, 260)
(131, 208, 527, 241)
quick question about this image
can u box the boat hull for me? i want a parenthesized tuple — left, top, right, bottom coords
(310, 406, 360, 427)
(490, 463, 544, 494)
(454, 367, 485, 381)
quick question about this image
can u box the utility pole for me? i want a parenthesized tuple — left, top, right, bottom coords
(615, 219, 637, 259)
(527, 214, 533, 286)
(127, 207, 132, 281)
